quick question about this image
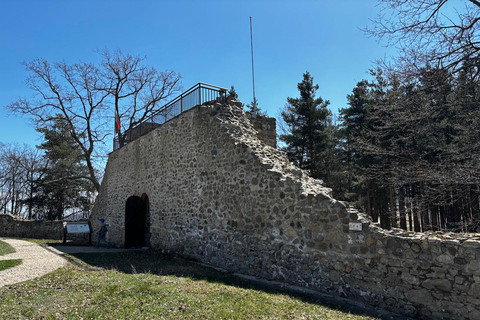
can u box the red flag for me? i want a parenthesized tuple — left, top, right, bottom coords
(115, 108, 121, 135)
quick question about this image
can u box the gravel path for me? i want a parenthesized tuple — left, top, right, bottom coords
(0, 238, 67, 288)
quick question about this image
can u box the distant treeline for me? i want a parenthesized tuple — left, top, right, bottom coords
(280, 60, 480, 232)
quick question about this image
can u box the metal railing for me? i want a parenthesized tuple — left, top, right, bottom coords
(113, 83, 227, 151)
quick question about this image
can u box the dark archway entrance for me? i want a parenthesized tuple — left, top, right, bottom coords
(125, 194, 150, 248)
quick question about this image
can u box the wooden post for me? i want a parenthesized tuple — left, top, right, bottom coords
(62, 224, 67, 245)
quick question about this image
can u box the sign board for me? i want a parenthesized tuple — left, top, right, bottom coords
(63, 221, 92, 245)
(65, 222, 91, 234)
(349, 222, 362, 232)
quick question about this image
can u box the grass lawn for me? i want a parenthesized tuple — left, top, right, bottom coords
(0, 258, 22, 271)
(1, 239, 382, 320)
(0, 239, 16, 255)
(0, 239, 21, 271)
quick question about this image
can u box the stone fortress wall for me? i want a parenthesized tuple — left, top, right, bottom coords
(90, 100, 480, 320)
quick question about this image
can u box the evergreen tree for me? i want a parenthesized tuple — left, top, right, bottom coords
(280, 72, 335, 184)
(227, 85, 239, 101)
(35, 116, 95, 220)
(246, 97, 266, 116)
(338, 80, 373, 202)
(341, 63, 480, 231)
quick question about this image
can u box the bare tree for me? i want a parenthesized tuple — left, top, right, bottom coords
(100, 50, 182, 147)
(0, 143, 43, 218)
(7, 50, 182, 191)
(367, 0, 480, 77)
(16, 146, 44, 219)
(0, 143, 25, 216)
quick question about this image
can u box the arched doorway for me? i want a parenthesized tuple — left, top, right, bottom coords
(125, 194, 150, 248)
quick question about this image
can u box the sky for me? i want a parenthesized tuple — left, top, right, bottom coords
(0, 0, 393, 149)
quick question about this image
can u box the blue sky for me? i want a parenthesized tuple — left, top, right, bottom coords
(0, 0, 392, 148)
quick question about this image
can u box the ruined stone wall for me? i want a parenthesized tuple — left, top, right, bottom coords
(246, 112, 277, 148)
(0, 214, 63, 239)
(91, 102, 480, 320)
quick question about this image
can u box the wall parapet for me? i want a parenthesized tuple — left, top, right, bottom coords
(91, 101, 480, 320)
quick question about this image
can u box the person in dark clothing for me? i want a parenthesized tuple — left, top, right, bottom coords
(96, 218, 111, 248)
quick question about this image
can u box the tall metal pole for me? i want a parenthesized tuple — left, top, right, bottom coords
(250, 16, 256, 104)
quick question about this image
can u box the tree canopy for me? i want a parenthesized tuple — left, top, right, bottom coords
(337, 62, 480, 231)
(279, 72, 336, 185)
(33, 117, 95, 220)
(7, 50, 182, 191)
(367, 0, 480, 77)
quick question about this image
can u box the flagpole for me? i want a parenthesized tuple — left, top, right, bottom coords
(250, 16, 256, 104)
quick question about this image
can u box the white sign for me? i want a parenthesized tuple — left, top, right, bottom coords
(349, 222, 362, 231)
(65, 222, 91, 234)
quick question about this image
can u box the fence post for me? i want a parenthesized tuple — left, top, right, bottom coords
(199, 84, 202, 106)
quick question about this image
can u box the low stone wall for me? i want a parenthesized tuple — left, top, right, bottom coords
(0, 214, 91, 243)
(91, 102, 480, 320)
(0, 214, 63, 239)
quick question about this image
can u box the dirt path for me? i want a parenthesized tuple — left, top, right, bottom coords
(0, 238, 144, 288)
(0, 238, 67, 288)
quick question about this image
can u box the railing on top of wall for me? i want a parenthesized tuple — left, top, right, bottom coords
(113, 83, 227, 151)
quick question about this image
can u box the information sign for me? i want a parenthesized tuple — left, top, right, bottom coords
(65, 222, 91, 234)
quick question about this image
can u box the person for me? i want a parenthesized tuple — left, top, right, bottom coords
(96, 218, 111, 248)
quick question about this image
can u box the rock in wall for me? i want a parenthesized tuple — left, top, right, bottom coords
(91, 102, 480, 320)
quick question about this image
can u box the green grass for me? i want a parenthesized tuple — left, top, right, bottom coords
(0, 239, 16, 256)
(0, 259, 22, 271)
(0, 240, 21, 271)
(0, 242, 382, 320)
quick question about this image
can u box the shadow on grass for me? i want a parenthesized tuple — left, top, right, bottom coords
(21, 238, 91, 247)
(63, 250, 405, 320)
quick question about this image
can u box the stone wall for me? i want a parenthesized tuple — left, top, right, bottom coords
(0, 214, 63, 239)
(246, 112, 277, 148)
(124, 121, 161, 143)
(91, 102, 480, 320)
(0, 214, 91, 243)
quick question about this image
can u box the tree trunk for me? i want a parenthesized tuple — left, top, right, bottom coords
(367, 180, 372, 221)
(413, 199, 421, 232)
(399, 186, 407, 230)
(431, 204, 438, 231)
(439, 204, 446, 230)
(390, 185, 397, 228)
(453, 191, 460, 230)
(419, 182, 430, 231)
(408, 202, 413, 231)
(471, 185, 480, 231)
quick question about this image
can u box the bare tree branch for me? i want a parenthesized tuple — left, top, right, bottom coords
(7, 50, 182, 191)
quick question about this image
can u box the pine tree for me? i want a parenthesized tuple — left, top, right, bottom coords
(341, 64, 480, 231)
(35, 116, 95, 220)
(338, 80, 373, 202)
(246, 97, 266, 116)
(227, 85, 239, 101)
(280, 72, 335, 184)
